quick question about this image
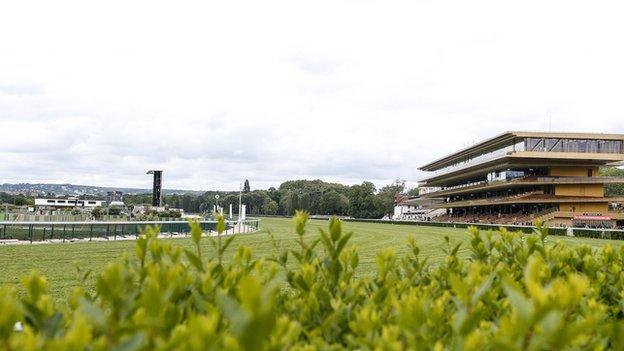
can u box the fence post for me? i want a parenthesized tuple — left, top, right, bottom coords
(29, 224, 33, 244)
(106, 224, 110, 239)
(71, 224, 75, 240)
(51, 224, 54, 240)
(114, 224, 117, 240)
(63, 224, 66, 243)
(90, 224, 93, 241)
(43, 227, 46, 241)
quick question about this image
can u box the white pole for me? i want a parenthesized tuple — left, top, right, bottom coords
(229, 203, 233, 219)
(238, 183, 242, 232)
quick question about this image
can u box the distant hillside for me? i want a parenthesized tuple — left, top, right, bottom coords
(0, 183, 205, 196)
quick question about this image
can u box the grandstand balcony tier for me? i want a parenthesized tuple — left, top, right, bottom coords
(420, 176, 624, 198)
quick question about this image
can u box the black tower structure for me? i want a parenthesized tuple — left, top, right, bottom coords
(147, 170, 163, 207)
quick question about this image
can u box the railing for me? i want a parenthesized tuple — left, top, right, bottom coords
(426, 152, 510, 178)
(423, 178, 523, 197)
(0, 213, 127, 222)
(424, 176, 621, 197)
(0, 219, 261, 243)
(444, 190, 544, 207)
(535, 176, 622, 183)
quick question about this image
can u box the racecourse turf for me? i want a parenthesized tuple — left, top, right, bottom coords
(0, 217, 622, 304)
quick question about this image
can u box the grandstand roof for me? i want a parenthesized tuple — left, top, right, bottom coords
(419, 131, 624, 171)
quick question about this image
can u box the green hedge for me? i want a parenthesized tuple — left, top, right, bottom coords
(3, 214, 624, 349)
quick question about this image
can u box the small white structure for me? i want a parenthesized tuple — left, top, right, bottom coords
(393, 203, 425, 220)
(392, 197, 445, 221)
(35, 197, 106, 210)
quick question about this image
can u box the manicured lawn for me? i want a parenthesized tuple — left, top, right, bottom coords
(0, 217, 622, 304)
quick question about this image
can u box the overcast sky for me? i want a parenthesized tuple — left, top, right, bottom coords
(1, 0, 623, 191)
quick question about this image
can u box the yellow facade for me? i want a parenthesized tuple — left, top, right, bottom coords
(558, 202, 608, 213)
(549, 166, 600, 177)
(554, 184, 604, 197)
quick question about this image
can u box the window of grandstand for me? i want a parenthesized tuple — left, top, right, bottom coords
(526, 138, 622, 154)
(526, 138, 544, 151)
(487, 170, 526, 182)
(545, 138, 562, 152)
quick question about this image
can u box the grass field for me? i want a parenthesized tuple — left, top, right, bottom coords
(1, 217, 623, 304)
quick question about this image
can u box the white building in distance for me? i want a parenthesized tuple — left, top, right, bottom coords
(34, 197, 106, 210)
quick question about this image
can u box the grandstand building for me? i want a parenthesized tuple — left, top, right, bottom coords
(418, 132, 624, 228)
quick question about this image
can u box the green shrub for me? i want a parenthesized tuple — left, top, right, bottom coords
(2, 213, 624, 350)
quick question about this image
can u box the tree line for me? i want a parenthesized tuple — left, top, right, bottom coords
(0, 192, 35, 207)
(124, 166, 623, 218)
(601, 167, 624, 196)
(123, 179, 414, 219)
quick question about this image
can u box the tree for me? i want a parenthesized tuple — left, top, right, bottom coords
(407, 187, 420, 197)
(108, 208, 122, 216)
(348, 182, 384, 219)
(376, 179, 406, 216)
(91, 207, 103, 219)
(243, 179, 251, 193)
(262, 199, 278, 215)
(279, 190, 298, 216)
(601, 167, 624, 196)
(319, 190, 349, 215)
(222, 194, 239, 214)
(267, 187, 281, 204)
(277, 179, 351, 215)
(13, 194, 34, 207)
(299, 192, 311, 212)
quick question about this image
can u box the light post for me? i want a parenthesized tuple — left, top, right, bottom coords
(215, 194, 220, 216)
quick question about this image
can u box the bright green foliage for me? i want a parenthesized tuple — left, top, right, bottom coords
(3, 218, 624, 349)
